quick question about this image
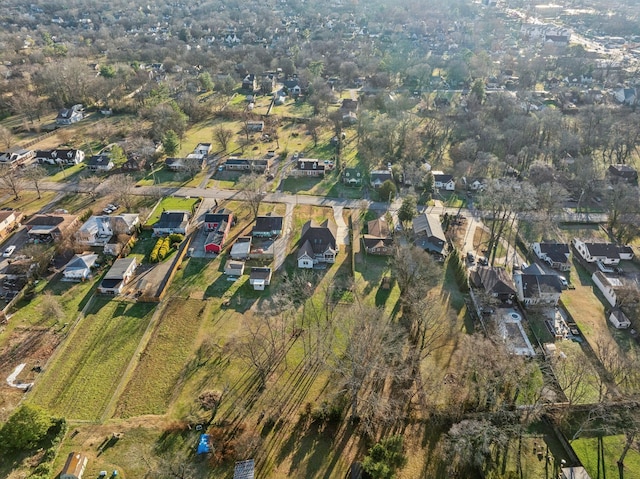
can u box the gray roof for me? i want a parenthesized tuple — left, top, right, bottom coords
(65, 253, 98, 271)
(412, 213, 446, 243)
(105, 257, 136, 279)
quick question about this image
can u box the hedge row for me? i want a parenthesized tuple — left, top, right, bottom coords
(150, 234, 184, 262)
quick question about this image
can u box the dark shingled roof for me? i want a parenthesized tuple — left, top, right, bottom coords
(299, 219, 337, 255)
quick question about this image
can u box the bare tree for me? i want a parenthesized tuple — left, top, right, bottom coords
(0, 165, 25, 200)
(198, 386, 229, 427)
(109, 174, 137, 210)
(232, 313, 291, 390)
(213, 127, 233, 153)
(23, 165, 48, 199)
(0, 126, 15, 149)
(237, 173, 266, 220)
(333, 304, 406, 436)
(39, 291, 65, 324)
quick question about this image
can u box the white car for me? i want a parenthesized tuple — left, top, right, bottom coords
(3, 245, 16, 257)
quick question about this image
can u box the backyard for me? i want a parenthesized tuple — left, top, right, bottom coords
(29, 299, 156, 421)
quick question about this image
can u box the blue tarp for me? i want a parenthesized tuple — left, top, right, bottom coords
(197, 434, 211, 454)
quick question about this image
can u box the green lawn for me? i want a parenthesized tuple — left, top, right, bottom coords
(44, 162, 86, 183)
(29, 299, 156, 420)
(0, 191, 57, 216)
(145, 197, 200, 226)
(573, 435, 640, 479)
(115, 298, 210, 417)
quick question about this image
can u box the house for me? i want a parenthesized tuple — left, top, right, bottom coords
(253, 215, 283, 238)
(76, 214, 140, 246)
(609, 309, 631, 329)
(0, 210, 21, 238)
(532, 241, 571, 271)
(572, 239, 633, 265)
(613, 87, 637, 105)
(122, 155, 146, 171)
(432, 171, 456, 190)
(340, 98, 359, 113)
(63, 253, 99, 281)
(413, 213, 447, 256)
(462, 177, 486, 191)
(513, 265, 563, 306)
(370, 169, 393, 188)
(246, 121, 265, 132)
(242, 74, 257, 91)
(224, 157, 271, 172)
(289, 158, 326, 177)
(230, 236, 252, 260)
(342, 168, 362, 186)
(153, 211, 190, 236)
(362, 217, 393, 255)
(283, 79, 302, 97)
(471, 266, 517, 301)
(35, 149, 85, 166)
(86, 154, 114, 172)
(0, 148, 36, 168)
(225, 260, 245, 276)
(165, 156, 205, 172)
(98, 257, 137, 295)
(60, 452, 88, 479)
(608, 164, 638, 183)
(194, 143, 212, 156)
(203, 210, 233, 254)
(297, 220, 338, 268)
(56, 106, 83, 125)
(249, 267, 272, 290)
(25, 213, 79, 242)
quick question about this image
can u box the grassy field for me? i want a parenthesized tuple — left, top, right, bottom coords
(573, 435, 640, 479)
(0, 190, 57, 215)
(29, 299, 156, 420)
(145, 197, 200, 225)
(115, 298, 211, 417)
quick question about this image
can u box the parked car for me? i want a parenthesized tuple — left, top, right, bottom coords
(557, 275, 568, 289)
(3, 245, 16, 257)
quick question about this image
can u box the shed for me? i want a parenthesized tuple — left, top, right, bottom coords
(249, 267, 272, 290)
(609, 309, 631, 329)
(60, 452, 88, 479)
(225, 260, 245, 276)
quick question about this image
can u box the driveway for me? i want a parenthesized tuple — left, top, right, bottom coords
(332, 206, 349, 246)
(273, 202, 294, 271)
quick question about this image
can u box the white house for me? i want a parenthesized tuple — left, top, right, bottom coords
(35, 149, 85, 165)
(76, 214, 139, 246)
(63, 253, 99, 281)
(572, 239, 633, 265)
(532, 241, 571, 271)
(432, 171, 455, 190)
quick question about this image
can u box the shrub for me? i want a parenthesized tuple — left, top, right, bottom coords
(168, 233, 184, 244)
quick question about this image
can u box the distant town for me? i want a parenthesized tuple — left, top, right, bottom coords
(0, 1, 639, 479)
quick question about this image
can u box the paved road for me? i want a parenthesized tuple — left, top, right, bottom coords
(35, 180, 609, 226)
